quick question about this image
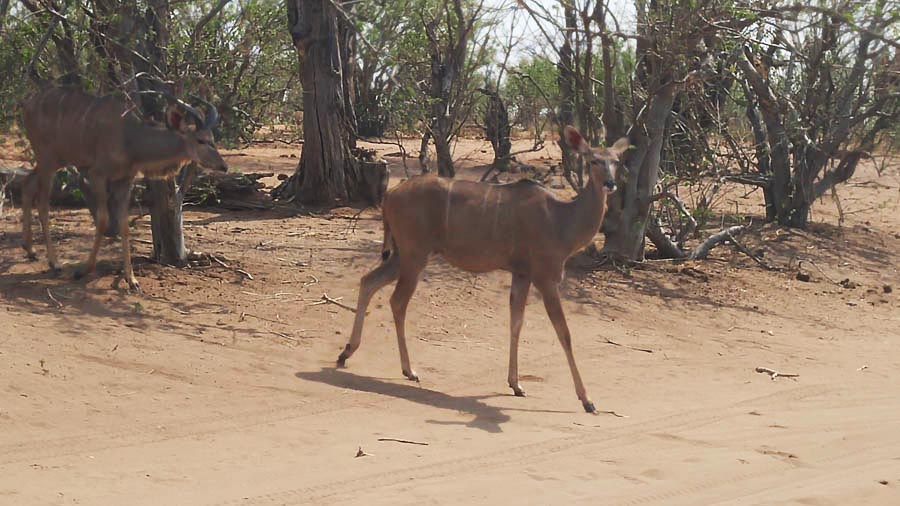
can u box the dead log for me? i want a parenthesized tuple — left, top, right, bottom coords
(1, 165, 86, 207)
(689, 225, 745, 260)
(136, 171, 274, 210)
(2, 166, 274, 211)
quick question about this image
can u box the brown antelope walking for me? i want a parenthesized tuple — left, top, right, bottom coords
(338, 126, 630, 413)
(20, 87, 228, 291)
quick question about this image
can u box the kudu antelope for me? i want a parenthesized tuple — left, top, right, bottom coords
(20, 87, 227, 290)
(338, 126, 630, 413)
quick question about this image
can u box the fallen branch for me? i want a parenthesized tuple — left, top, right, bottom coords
(46, 289, 63, 308)
(646, 218, 685, 259)
(240, 312, 285, 325)
(755, 366, 799, 380)
(270, 330, 302, 343)
(689, 225, 745, 260)
(603, 337, 653, 354)
(310, 293, 356, 313)
(726, 231, 780, 270)
(210, 254, 230, 269)
(649, 190, 698, 239)
(798, 260, 840, 285)
(377, 437, 429, 446)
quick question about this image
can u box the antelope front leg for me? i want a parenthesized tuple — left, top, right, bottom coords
(36, 168, 60, 270)
(390, 272, 421, 382)
(21, 172, 37, 260)
(75, 177, 108, 281)
(114, 181, 139, 291)
(535, 277, 596, 414)
(508, 273, 531, 397)
(337, 253, 400, 366)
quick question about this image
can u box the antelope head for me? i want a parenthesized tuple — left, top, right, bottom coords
(165, 97, 228, 172)
(564, 126, 629, 194)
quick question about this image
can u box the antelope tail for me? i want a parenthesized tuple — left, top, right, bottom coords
(381, 218, 395, 261)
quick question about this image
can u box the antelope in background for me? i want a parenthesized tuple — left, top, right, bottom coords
(20, 87, 228, 291)
(338, 126, 630, 413)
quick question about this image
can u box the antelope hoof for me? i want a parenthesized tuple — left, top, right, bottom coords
(582, 400, 597, 414)
(73, 268, 88, 281)
(126, 277, 141, 293)
(336, 347, 351, 367)
(403, 369, 419, 382)
(511, 385, 526, 397)
(23, 248, 37, 261)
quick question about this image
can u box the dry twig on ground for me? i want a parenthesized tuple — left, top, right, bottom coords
(755, 366, 799, 380)
(603, 337, 653, 353)
(377, 438, 429, 446)
(309, 293, 356, 313)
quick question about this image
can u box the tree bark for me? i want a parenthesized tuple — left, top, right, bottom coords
(601, 83, 678, 261)
(556, 2, 578, 183)
(0, 0, 11, 35)
(276, 0, 384, 205)
(139, 0, 196, 264)
(149, 166, 195, 265)
(480, 87, 511, 172)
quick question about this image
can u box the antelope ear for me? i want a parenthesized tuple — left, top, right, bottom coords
(165, 104, 184, 131)
(564, 126, 590, 153)
(608, 137, 631, 158)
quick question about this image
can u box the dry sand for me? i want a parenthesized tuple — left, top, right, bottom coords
(1, 137, 898, 505)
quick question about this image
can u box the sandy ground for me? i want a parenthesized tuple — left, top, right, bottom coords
(1, 136, 899, 505)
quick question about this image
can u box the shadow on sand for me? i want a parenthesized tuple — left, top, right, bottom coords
(296, 367, 574, 433)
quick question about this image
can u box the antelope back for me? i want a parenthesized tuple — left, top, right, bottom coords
(22, 87, 130, 168)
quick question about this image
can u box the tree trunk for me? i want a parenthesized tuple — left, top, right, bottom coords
(148, 166, 196, 265)
(276, 0, 385, 205)
(480, 87, 511, 172)
(601, 83, 678, 261)
(428, 44, 455, 178)
(138, 0, 193, 263)
(0, 0, 11, 35)
(556, 2, 578, 182)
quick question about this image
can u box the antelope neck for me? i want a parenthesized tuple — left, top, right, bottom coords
(126, 122, 191, 177)
(559, 177, 609, 253)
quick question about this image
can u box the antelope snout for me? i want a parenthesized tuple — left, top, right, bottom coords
(602, 180, 617, 193)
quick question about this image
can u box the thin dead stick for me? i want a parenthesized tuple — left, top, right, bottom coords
(46, 289, 63, 308)
(377, 438, 429, 446)
(799, 260, 840, 285)
(107, 391, 138, 397)
(755, 366, 799, 380)
(240, 312, 286, 325)
(597, 410, 628, 418)
(603, 337, 653, 354)
(310, 293, 356, 313)
(726, 232, 779, 271)
(210, 254, 251, 280)
(270, 330, 302, 343)
(252, 292, 302, 302)
(210, 254, 230, 268)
